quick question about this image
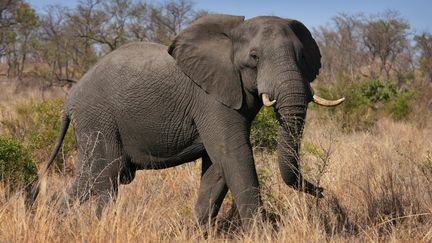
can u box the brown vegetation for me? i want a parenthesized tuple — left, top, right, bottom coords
(1, 0, 432, 241)
(0, 81, 431, 241)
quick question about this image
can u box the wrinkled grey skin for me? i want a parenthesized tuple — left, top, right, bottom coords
(27, 14, 323, 228)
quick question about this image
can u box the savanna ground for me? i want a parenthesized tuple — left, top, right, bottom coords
(1, 0, 432, 240)
(1, 75, 431, 242)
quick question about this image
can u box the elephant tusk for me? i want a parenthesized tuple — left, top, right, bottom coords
(312, 95, 345, 107)
(262, 93, 276, 107)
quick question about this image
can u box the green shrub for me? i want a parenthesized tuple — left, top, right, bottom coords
(251, 107, 278, 151)
(314, 79, 416, 131)
(358, 79, 397, 103)
(1, 99, 74, 170)
(0, 135, 37, 191)
(386, 91, 416, 120)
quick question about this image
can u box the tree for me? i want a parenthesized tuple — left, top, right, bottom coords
(0, 0, 19, 27)
(363, 10, 410, 80)
(0, 0, 18, 57)
(148, 0, 200, 44)
(14, 1, 39, 77)
(415, 33, 432, 82)
(87, 0, 133, 51)
(0, 0, 204, 82)
(128, 2, 154, 41)
(314, 13, 365, 82)
(69, 0, 201, 50)
(31, 3, 100, 86)
(1, 1, 39, 78)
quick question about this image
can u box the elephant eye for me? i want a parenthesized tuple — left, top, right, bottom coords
(250, 51, 259, 62)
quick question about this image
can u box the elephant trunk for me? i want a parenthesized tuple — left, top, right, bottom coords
(256, 51, 324, 196)
(275, 79, 308, 188)
(276, 111, 305, 189)
(273, 78, 323, 197)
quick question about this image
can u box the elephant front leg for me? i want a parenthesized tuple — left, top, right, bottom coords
(197, 117, 262, 229)
(195, 153, 228, 226)
(221, 151, 262, 229)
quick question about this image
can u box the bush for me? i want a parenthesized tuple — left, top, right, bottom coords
(0, 135, 37, 191)
(251, 107, 278, 151)
(386, 91, 416, 120)
(358, 79, 396, 103)
(314, 78, 416, 131)
(1, 99, 74, 171)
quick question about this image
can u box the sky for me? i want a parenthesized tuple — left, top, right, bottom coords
(27, 0, 432, 33)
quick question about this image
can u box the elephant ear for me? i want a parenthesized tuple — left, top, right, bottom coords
(287, 19, 321, 83)
(168, 14, 245, 109)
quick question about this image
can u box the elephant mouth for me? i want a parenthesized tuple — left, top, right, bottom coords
(261, 88, 345, 107)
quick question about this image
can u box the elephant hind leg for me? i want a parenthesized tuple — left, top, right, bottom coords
(195, 153, 228, 226)
(65, 171, 119, 218)
(94, 176, 120, 218)
(66, 129, 127, 218)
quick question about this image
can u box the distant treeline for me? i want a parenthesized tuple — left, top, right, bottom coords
(0, 1, 431, 87)
(0, 0, 207, 83)
(313, 10, 431, 88)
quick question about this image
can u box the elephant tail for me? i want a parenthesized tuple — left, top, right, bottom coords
(25, 114, 71, 208)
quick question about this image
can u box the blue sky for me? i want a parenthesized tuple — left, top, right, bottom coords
(27, 0, 432, 33)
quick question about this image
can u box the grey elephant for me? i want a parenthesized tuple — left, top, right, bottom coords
(26, 14, 344, 227)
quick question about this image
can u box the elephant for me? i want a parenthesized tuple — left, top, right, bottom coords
(26, 14, 344, 228)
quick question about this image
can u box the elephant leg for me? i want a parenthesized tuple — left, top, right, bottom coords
(207, 142, 260, 229)
(93, 176, 119, 218)
(65, 170, 119, 218)
(60, 146, 92, 212)
(195, 153, 228, 226)
(66, 129, 126, 218)
(196, 114, 262, 229)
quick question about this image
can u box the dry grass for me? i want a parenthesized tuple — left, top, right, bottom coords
(1, 81, 432, 242)
(0, 77, 68, 134)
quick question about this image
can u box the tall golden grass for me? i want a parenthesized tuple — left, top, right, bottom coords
(1, 81, 431, 242)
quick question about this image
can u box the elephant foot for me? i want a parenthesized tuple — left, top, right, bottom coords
(207, 202, 242, 235)
(216, 202, 281, 233)
(262, 208, 281, 230)
(295, 179, 324, 198)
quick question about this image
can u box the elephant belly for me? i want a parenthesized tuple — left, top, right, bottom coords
(119, 116, 205, 170)
(135, 141, 205, 170)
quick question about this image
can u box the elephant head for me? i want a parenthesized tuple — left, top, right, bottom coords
(168, 14, 343, 195)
